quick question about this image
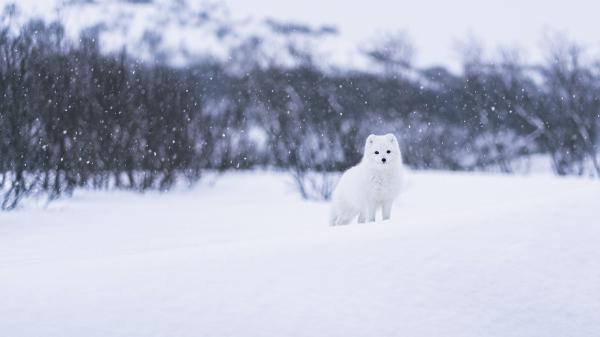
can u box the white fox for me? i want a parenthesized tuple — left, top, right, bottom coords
(330, 134, 403, 226)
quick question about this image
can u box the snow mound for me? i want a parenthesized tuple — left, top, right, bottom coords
(1, 171, 599, 337)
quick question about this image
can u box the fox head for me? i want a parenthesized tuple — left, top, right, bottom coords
(363, 133, 402, 167)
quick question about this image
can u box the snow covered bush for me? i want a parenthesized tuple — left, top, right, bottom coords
(1, 10, 599, 209)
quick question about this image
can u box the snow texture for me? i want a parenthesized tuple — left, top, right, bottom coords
(1, 170, 599, 337)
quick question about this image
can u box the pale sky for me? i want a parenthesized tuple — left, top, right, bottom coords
(2, 0, 598, 71)
(225, 0, 600, 70)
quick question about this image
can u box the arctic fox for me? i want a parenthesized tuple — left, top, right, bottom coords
(330, 134, 403, 226)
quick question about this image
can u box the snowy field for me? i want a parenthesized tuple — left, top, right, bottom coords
(1, 170, 599, 337)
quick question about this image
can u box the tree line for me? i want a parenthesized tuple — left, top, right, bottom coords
(1, 19, 599, 209)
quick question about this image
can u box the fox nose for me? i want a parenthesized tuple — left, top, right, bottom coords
(381, 158, 386, 163)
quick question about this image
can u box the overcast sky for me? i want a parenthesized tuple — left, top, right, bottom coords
(226, 0, 600, 70)
(2, 0, 597, 71)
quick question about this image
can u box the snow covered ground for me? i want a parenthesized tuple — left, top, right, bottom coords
(1, 170, 599, 337)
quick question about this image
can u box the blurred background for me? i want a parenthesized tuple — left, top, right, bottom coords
(1, 0, 599, 209)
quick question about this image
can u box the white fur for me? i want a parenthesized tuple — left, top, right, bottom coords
(330, 133, 403, 226)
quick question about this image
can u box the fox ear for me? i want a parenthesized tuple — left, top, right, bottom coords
(387, 133, 397, 143)
(367, 134, 375, 144)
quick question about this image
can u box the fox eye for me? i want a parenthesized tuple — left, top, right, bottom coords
(374, 151, 379, 155)
(387, 150, 391, 154)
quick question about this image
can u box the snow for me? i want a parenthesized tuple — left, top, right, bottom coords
(0, 0, 345, 71)
(1, 170, 599, 337)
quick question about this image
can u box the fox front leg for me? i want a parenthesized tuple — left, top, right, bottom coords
(367, 205, 377, 222)
(358, 210, 367, 224)
(382, 201, 393, 221)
